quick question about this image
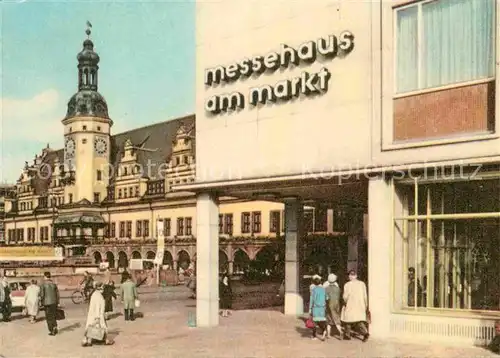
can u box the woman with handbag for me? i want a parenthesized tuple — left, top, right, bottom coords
(309, 275, 328, 341)
(82, 282, 114, 346)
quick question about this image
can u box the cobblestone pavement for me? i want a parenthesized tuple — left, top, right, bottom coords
(0, 290, 497, 358)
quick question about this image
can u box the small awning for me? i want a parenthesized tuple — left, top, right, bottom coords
(54, 214, 106, 225)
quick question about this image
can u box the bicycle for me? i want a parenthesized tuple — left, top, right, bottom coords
(71, 287, 90, 304)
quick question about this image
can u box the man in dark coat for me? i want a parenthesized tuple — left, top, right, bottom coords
(1, 279, 12, 322)
(39, 272, 60, 335)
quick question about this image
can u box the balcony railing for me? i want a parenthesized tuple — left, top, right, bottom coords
(54, 235, 106, 246)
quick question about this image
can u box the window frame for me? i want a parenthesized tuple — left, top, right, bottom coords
(143, 220, 150, 237)
(270, 210, 281, 233)
(119, 222, 125, 238)
(241, 212, 251, 234)
(136, 220, 142, 237)
(393, 0, 497, 97)
(177, 217, 184, 236)
(219, 214, 224, 234)
(393, 176, 500, 315)
(126, 221, 132, 238)
(224, 214, 234, 235)
(164, 218, 171, 237)
(185, 217, 192, 236)
(252, 211, 262, 234)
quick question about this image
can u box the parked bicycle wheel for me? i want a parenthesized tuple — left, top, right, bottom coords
(71, 290, 84, 304)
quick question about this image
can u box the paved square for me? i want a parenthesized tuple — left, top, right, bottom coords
(0, 291, 497, 358)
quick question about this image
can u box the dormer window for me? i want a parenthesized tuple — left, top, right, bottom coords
(124, 167, 128, 176)
(184, 156, 189, 165)
(175, 157, 180, 166)
(184, 138, 189, 145)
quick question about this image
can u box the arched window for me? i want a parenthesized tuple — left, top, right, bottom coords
(83, 69, 89, 85)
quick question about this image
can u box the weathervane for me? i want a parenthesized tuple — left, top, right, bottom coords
(86, 21, 92, 38)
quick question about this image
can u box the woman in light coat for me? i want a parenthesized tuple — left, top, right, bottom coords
(82, 282, 114, 346)
(341, 270, 369, 342)
(24, 279, 40, 323)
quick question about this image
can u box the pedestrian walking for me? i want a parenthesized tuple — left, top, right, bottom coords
(24, 279, 40, 323)
(120, 269, 130, 284)
(324, 274, 342, 338)
(309, 275, 328, 341)
(120, 272, 138, 321)
(2, 278, 12, 322)
(341, 270, 369, 342)
(219, 272, 232, 317)
(309, 274, 321, 294)
(39, 272, 60, 336)
(82, 282, 114, 346)
(102, 279, 116, 319)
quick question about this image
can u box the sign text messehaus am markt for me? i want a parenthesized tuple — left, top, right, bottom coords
(204, 31, 355, 115)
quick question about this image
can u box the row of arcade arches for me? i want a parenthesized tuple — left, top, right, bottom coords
(92, 248, 253, 273)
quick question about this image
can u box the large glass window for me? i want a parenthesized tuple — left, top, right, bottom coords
(395, 0, 495, 94)
(394, 178, 500, 312)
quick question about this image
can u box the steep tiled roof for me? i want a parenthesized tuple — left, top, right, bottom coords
(21, 115, 195, 196)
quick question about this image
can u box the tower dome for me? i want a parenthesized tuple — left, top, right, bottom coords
(77, 38, 100, 65)
(64, 22, 109, 120)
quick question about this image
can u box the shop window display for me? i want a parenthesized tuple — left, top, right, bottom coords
(394, 179, 500, 312)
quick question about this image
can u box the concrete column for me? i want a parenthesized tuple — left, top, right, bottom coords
(228, 261, 234, 274)
(368, 176, 392, 338)
(326, 209, 334, 234)
(347, 235, 359, 272)
(195, 192, 219, 327)
(284, 199, 304, 316)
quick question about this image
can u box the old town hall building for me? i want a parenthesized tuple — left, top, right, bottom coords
(2, 27, 356, 275)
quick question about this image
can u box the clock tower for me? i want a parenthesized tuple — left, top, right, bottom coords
(61, 23, 113, 203)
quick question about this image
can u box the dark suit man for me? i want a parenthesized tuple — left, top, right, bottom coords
(39, 272, 60, 335)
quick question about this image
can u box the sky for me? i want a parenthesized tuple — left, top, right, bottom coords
(0, 0, 195, 184)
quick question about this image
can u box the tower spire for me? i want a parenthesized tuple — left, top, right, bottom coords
(64, 22, 110, 120)
(77, 21, 99, 91)
(86, 20, 92, 39)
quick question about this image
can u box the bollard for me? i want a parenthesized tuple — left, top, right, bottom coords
(187, 311, 196, 327)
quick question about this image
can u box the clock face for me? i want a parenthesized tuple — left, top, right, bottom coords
(65, 137, 75, 158)
(94, 137, 108, 155)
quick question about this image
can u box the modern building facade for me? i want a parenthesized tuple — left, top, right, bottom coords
(185, 0, 500, 346)
(2, 25, 361, 277)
